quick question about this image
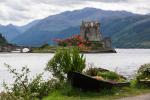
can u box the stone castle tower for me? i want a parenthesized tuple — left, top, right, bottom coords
(80, 21, 103, 42)
(80, 21, 112, 48)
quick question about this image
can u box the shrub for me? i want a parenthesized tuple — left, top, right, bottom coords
(136, 63, 150, 80)
(54, 35, 86, 47)
(45, 47, 86, 81)
(54, 35, 101, 51)
(1, 64, 59, 100)
(130, 79, 138, 88)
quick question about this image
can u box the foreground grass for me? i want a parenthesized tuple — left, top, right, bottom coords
(43, 88, 150, 100)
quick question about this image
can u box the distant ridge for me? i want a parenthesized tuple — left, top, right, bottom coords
(0, 24, 22, 42)
(0, 7, 150, 48)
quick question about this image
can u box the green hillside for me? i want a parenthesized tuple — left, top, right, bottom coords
(112, 15, 150, 48)
(0, 33, 8, 46)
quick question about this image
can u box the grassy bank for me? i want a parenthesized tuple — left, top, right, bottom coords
(43, 88, 150, 100)
(31, 46, 116, 53)
(31, 46, 57, 53)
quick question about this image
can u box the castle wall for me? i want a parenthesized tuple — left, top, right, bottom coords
(80, 21, 102, 42)
(103, 37, 112, 48)
(80, 21, 112, 49)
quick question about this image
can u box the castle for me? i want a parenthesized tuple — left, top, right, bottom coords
(80, 21, 112, 49)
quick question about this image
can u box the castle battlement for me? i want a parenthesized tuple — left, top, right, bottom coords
(80, 21, 102, 42)
(80, 21, 112, 49)
(81, 21, 100, 28)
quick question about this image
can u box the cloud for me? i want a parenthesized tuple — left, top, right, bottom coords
(0, 0, 149, 26)
(83, 0, 127, 2)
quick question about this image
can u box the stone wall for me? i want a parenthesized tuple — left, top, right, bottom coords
(80, 21, 112, 49)
(103, 37, 112, 48)
(80, 21, 102, 42)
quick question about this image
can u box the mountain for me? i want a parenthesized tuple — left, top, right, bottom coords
(10, 7, 150, 48)
(0, 24, 22, 42)
(26, 7, 134, 33)
(0, 19, 41, 43)
(112, 15, 150, 48)
(12, 7, 140, 47)
(16, 19, 41, 33)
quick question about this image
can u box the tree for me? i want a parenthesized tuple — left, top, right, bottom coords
(0, 33, 8, 46)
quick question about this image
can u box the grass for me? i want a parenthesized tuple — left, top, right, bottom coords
(43, 87, 150, 100)
(43, 77, 150, 100)
(31, 46, 57, 53)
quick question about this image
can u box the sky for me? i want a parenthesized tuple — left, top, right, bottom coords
(0, 0, 149, 26)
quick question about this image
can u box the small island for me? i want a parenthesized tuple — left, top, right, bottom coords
(32, 21, 116, 53)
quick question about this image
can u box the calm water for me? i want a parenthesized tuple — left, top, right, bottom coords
(0, 49, 150, 91)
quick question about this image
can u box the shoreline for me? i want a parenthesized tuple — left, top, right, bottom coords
(31, 48, 117, 53)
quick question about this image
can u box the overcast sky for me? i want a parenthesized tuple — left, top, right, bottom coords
(0, 0, 149, 26)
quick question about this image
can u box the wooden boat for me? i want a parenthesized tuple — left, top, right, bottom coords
(68, 72, 130, 91)
(138, 80, 150, 87)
